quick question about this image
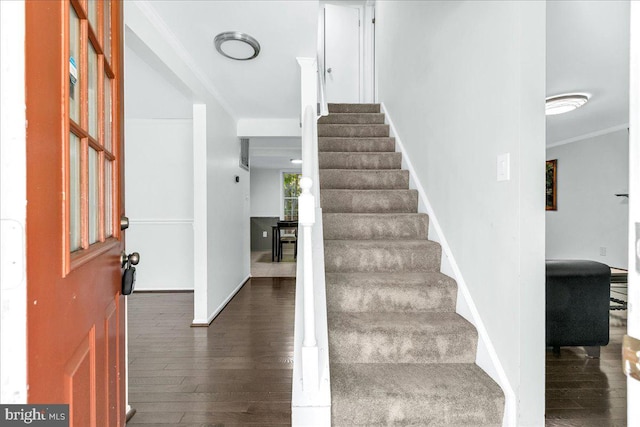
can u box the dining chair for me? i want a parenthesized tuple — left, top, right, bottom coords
(277, 221, 298, 262)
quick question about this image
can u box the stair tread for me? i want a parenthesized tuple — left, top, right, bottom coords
(331, 363, 504, 425)
(325, 271, 453, 286)
(318, 152, 402, 169)
(321, 189, 416, 193)
(323, 213, 428, 240)
(326, 272, 457, 313)
(324, 239, 438, 247)
(328, 103, 381, 113)
(320, 169, 409, 190)
(330, 311, 474, 334)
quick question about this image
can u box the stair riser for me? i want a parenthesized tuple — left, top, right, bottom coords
(321, 190, 418, 213)
(318, 124, 389, 138)
(323, 214, 428, 240)
(328, 103, 380, 113)
(326, 281, 456, 313)
(319, 138, 396, 153)
(324, 244, 441, 273)
(328, 327, 477, 364)
(318, 113, 385, 124)
(332, 394, 504, 426)
(318, 152, 402, 170)
(320, 170, 409, 190)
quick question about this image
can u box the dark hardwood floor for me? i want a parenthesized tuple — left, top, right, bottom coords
(545, 311, 628, 427)
(127, 277, 629, 426)
(127, 277, 295, 426)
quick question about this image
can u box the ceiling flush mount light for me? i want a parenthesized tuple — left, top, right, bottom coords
(214, 31, 260, 61)
(290, 159, 303, 164)
(545, 93, 590, 116)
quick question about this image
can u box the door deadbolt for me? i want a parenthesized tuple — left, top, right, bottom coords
(120, 216, 130, 231)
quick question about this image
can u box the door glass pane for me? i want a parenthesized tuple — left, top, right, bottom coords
(104, 160, 113, 237)
(69, 6, 80, 124)
(70, 133, 81, 252)
(87, 0, 98, 32)
(88, 43, 98, 139)
(104, 75, 112, 151)
(89, 147, 100, 244)
(103, 0, 111, 62)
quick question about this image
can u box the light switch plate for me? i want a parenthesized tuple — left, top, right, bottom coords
(497, 153, 510, 181)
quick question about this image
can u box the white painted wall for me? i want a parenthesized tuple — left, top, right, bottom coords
(0, 0, 27, 404)
(202, 100, 251, 323)
(126, 2, 251, 325)
(546, 130, 629, 268)
(124, 43, 192, 120)
(125, 119, 194, 290)
(125, 31, 195, 291)
(250, 168, 282, 217)
(376, 2, 546, 425)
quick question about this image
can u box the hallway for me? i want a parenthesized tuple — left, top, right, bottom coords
(127, 278, 295, 426)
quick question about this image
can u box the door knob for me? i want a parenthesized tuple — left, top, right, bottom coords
(121, 251, 140, 268)
(120, 216, 130, 230)
(327, 67, 332, 74)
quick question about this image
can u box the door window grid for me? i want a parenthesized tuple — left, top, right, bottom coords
(67, 0, 117, 268)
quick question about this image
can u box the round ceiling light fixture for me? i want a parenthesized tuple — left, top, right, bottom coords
(545, 93, 590, 116)
(214, 31, 260, 61)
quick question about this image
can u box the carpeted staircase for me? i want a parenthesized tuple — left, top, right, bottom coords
(318, 103, 505, 426)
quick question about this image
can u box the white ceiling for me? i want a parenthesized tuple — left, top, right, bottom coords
(249, 137, 302, 170)
(134, 1, 630, 150)
(546, 0, 630, 145)
(144, 0, 318, 120)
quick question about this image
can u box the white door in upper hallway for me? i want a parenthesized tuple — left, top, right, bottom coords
(324, 3, 361, 103)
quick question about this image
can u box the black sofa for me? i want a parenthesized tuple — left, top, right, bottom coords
(546, 259, 611, 357)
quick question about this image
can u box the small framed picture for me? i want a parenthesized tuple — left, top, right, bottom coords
(546, 159, 557, 211)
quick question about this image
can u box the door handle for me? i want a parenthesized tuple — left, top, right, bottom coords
(121, 251, 140, 268)
(121, 251, 140, 296)
(327, 67, 332, 74)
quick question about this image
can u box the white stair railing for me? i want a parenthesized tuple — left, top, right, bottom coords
(292, 57, 331, 426)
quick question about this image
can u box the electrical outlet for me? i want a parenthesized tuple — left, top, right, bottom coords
(599, 247, 607, 256)
(262, 231, 268, 238)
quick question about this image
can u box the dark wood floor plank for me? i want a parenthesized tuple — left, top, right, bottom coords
(129, 278, 628, 426)
(127, 278, 295, 425)
(545, 311, 628, 425)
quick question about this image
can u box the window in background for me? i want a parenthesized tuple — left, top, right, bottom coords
(283, 173, 301, 220)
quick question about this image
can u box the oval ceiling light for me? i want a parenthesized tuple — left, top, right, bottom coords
(545, 93, 590, 116)
(214, 31, 260, 61)
(290, 159, 303, 165)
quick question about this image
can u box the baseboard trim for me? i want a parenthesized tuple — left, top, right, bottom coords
(191, 275, 250, 326)
(381, 102, 516, 427)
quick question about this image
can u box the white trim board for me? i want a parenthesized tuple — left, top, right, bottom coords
(191, 275, 250, 326)
(381, 103, 516, 427)
(547, 123, 629, 149)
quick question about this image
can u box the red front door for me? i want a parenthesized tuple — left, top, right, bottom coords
(25, 1, 125, 425)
